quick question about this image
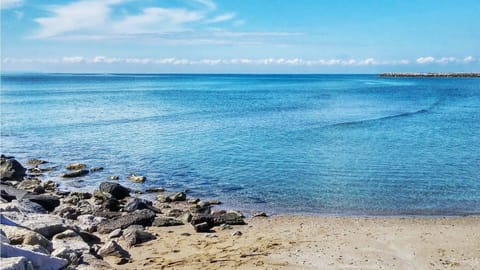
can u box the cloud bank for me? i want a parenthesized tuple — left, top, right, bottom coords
(3, 56, 477, 66)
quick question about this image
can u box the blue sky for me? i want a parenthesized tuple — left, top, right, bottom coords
(1, 0, 479, 73)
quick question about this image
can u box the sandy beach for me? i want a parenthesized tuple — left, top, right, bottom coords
(118, 215, 480, 270)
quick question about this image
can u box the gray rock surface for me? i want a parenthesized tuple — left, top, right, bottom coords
(122, 225, 155, 247)
(1, 243, 68, 270)
(97, 210, 155, 234)
(0, 256, 34, 270)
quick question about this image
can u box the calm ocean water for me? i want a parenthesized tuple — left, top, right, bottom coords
(1, 74, 479, 215)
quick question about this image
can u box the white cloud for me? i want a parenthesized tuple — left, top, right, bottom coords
(207, 12, 236, 23)
(34, 0, 124, 38)
(463, 56, 475, 63)
(4, 56, 478, 67)
(416, 56, 435, 64)
(62, 56, 85, 63)
(32, 0, 247, 41)
(436, 57, 458, 64)
(1, 0, 23, 9)
(192, 0, 216, 10)
(112, 7, 203, 34)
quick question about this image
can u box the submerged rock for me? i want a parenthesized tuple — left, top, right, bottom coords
(145, 187, 165, 193)
(0, 156, 26, 181)
(128, 174, 145, 183)
(61, 170, 89, 178)
(65, 163, 86, 170)
(89, 167, 104, 172)
(27, 159, 49, 166)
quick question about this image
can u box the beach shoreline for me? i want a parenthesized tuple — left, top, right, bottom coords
(119, 215, 480, 269)
(1, 155, 479, 269)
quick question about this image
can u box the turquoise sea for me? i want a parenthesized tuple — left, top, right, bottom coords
(1, 74, 479, 215)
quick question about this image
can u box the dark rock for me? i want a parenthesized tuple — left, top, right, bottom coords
(122, 225, 155, 247)
(193, 222, 212, 233)
(252, 211, 268, 217)
(170, 192, 186, 201)
(0, 184, 29, 201)
(23, 194, 60, 212)
(212, 211, 246, 226)
(61, 169, 89, 178)
(0, 156, 26, 181)
(152, 217, 184, 227)
(78, 231, 101, 245)
(89, 167, 104, 172)
(124, 197, 159, 213)
(145, 187, 165, 193)
(97, 209, 156, 234)
(42, 180, 58, 192)
(108, 176, 119, 180)
(1, 189, 17, 202)
(190, 214, 214, 227)
(98, 182, 130, 200)
(9, 199, 47, 214)
(102, 198, 120, 212)
(66, 163, 86, 170)
(28, 159, 49, 166)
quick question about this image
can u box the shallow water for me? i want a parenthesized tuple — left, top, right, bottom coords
(1, 74, 479, 215)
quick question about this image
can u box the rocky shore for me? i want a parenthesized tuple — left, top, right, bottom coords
(0, 155, 253, 270)
(379, 72, 480, 77)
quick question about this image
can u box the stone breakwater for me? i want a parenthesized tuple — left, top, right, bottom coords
(0, 155, 264, 270)
(379, 72, 480, 77)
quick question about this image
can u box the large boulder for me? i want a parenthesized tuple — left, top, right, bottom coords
(98, 182, 130, 200)
(0, 256, 34, 270)
(5, 200, 47, 214)
(51, 230, 90, 265)
(0, 156, 26, 181)
(1, 243, 68, 270)
(97, 210, 155, 234)
(2, 212, 67, 238)
(212, 211, 246, 226)
(0, 184, 29, 201)
(0, 225, 52, 252)
(22, 194, 60, 212)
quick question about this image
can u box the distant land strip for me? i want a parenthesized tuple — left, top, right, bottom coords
(379, 73, 480, 78)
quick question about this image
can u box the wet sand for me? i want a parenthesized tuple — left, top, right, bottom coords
(117, 215, 480, 269)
